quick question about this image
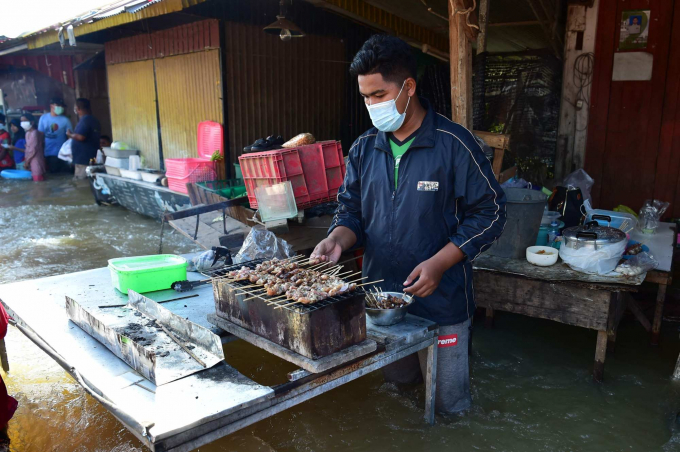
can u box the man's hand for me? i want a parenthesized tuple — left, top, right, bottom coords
(403, 258, 448, 298)
(403, 243, 466, 298)
(311, 237, 343, 263)
(66, 129, 73, 139)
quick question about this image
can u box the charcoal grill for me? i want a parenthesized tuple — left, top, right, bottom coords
(208, 259, 367, 359)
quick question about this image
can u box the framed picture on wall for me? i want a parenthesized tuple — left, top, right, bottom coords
(619, 10, 650, 50)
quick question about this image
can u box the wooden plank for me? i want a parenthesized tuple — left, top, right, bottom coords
(594, 330, 607, 382)
(498, 165, 517, 184)
(492, 148, 504, 179)
(169, 217, 223, 250)
(473, 255, 644, 288)
(449, 0, 474, 129)
(654, 0, 680, 215)
(424, 343, 437, 425)
(207, 314, 377, 373)
(625, 295, 651, 332)
(478, 300, 608, 330)
(475, 0, 490, 54)
(474, 131, 510, 150)
(584, 0, 619, 206)
(606, 292, 626, 353)
(474, 273, 611, 329)
(651, 283, 667, 346)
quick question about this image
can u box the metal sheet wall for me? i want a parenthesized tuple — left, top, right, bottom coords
(224, 22, 347, 165)
(155, 49, 223, 159)
(107, 60, 160, 169)
(105, 19, 220, 65)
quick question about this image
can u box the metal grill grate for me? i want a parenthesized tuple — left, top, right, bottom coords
(208, 259, 365, 315)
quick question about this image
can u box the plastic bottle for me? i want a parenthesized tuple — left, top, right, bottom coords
(547, 221, 560, 247)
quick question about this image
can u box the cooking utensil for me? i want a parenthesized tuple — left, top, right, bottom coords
(365, 291, 414, 326)
(562, 221, 627, 250)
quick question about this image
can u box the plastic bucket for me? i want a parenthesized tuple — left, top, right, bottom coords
(487, 188, 548, 259)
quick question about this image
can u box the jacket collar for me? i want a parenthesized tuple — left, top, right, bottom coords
(374, 97, 437, 153)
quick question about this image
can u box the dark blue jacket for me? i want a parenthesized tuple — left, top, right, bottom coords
(330, 100, 507, 326)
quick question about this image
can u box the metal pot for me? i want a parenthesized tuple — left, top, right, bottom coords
(562, 221, 627, 251)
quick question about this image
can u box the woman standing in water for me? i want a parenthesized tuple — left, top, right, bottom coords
(21, 114, 46, 181)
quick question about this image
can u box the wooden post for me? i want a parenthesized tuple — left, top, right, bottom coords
(476, 0, 490, 54)
(651, 283, 667, 345)
(593, 330, 607, 383)
(424, 339, 438, 425)
(449, 0, 474, 129)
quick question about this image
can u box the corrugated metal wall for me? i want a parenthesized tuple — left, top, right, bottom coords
(105, 19, 220, 65)
(224, 22, 347, 165)
(107, 60, 161, 169)
(155, 49, 223, 159)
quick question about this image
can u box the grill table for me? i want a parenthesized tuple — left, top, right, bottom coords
(0, 260, 438, 452)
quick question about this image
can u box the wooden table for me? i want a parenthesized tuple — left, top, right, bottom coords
(473, 255, 645, 382)
(0, 265, 438, 451)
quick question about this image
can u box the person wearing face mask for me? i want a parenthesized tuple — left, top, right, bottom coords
(6, 119, 26, 170)
(38, 97, 73, 173)
(20, 114, 47, 181)
(311, 35, 506, 414)
(0, 114, 14, 170)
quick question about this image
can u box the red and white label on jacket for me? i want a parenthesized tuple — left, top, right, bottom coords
(438, 334, 458, 347)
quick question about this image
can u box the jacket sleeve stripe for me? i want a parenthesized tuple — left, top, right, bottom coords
(436, 128, 501, 250)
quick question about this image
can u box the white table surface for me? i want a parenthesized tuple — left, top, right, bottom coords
(0, 267, 273, 444)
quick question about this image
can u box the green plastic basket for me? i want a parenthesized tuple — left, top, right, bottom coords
(108, 254, 187, 294)
(197, 179, 247, 199)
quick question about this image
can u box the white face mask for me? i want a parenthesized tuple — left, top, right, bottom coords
(366, 80, 411, 132)
(20, 121, 31, 131)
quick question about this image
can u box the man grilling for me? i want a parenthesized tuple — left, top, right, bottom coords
(311, 35, 507, 413)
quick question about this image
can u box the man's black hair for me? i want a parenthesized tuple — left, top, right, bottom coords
(100, 135, 111, 142)
(76, 98, 91, 112)
(349, 35, 417, 84)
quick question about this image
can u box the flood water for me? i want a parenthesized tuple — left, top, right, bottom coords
(2, 176, 680, 451)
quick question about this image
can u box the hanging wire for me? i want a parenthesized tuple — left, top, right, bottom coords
(573, 52, 594, 132)
(449, 0, 480, 31)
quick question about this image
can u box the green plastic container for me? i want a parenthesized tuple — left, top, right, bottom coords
(197, 179, 247, 199)
(234, 163, 243, 180)
(108, 254, 187, 294)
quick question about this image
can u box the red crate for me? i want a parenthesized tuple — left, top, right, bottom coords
(238, 140, 345, 210)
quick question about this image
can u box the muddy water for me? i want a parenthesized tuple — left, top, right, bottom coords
(2, 176, 680, 451)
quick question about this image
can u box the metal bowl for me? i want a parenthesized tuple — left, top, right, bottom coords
(365, 292, 415, 326)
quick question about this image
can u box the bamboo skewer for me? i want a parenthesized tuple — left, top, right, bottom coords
(355, 279, 385, 287)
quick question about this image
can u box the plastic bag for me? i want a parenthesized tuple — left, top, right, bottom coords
(501, 177, 529, 189)
(111, 141, 130, 150)
(638, 199, 670, 234)
(559, 240, 627, 275)
(234, 226, 294, 264)
(473, 135, 495, 161)
(561, 168, 594, 205)
(614, 251, 658, 276)
(187, 249, 222, 272)
(57, 139, 72, 163)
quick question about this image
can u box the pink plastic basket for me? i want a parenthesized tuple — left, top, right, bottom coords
(164, 121, 223, 180)
(167, 165, 217, 194)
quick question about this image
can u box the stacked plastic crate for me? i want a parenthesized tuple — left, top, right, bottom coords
(165, 121, 223, 194)
(238, 140, 346, 210)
